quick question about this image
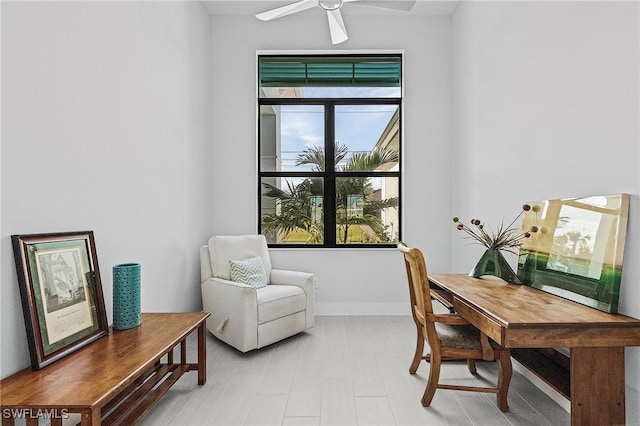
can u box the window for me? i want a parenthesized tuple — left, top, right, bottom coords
(258, 54, 402, 247)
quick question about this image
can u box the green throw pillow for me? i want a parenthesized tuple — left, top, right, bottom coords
(229, 257, 268, 289)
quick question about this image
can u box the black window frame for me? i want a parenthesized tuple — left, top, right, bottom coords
(258, 54, 402, 249)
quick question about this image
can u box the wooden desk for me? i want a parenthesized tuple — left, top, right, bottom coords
(1, 312, 210, 426)
(428, 274, 640, 426)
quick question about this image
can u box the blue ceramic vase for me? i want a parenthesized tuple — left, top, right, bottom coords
(112, 263, 141, 330)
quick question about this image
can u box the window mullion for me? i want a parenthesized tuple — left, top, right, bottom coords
(324, 103, 336, 247)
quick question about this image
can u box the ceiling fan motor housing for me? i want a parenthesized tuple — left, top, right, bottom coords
(318, 0, 343, 11)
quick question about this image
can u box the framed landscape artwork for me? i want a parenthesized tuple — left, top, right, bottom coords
(517, 194, 629, 313)
(12, 231, 109, 370)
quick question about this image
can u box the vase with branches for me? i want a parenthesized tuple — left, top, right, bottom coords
(452, 204, 539, 283)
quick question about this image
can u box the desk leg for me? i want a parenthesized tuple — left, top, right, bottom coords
(197, 322, 206, 385)
(570, 347, 625, 426)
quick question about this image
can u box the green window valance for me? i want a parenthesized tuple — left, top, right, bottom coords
(259, 55, 401, 87)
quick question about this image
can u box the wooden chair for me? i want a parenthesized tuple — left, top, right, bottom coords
(397, 242, 512, 411)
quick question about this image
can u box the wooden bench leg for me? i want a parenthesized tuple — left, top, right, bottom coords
(1, 416, 15, 426)
(198, 322, 207, 385)
(79, 409, 100, 426)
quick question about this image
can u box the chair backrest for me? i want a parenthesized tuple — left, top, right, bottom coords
(200, 245, 213, 282)
(398, 242, 436, 339)
(207, 235, 273, 282)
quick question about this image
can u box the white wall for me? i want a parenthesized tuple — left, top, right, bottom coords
(452, 0, 640, 419)
(0, 1, 212, 376)
(210, 13, 453, 315)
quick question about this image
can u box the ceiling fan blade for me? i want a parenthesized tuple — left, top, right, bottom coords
(327, 9, 348, 44)
(255, 0, 318, 21)
(343, 0, 417, 12)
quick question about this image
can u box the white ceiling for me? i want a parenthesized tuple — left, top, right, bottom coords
(202, 0, 460, 16)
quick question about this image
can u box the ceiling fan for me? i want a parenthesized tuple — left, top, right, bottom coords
(255, 0, 417, 45)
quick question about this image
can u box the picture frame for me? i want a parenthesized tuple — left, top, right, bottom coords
(518, 193, 630, 313)
(12, 231, 109, 370)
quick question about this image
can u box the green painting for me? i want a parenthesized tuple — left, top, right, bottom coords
(517, 194, 629, 313)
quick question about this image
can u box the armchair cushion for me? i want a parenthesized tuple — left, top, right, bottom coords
(209, 235, 272, 282)
(257, 285, 306, 324)
(229, 256, 268, 289)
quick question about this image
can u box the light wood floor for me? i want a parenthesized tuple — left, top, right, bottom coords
(140, 316, 570, 426)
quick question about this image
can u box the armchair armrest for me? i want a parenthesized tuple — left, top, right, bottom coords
(206, 277, 254, 289)
(270, 269, 315, 329)
(201, 277, 258, 352)
(200, 245, 213, 282)
(270, 269, 314, 287)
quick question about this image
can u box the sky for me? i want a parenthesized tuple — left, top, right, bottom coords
(279, 86, 399, 171)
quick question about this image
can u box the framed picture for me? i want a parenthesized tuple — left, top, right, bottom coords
(518, 194, 630, 313)
(12, 231, 109, 370)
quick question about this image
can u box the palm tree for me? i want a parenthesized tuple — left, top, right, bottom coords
(565, 231, 592, 257)
(261, 142, 398, 244)
(261, 177, 324, 243)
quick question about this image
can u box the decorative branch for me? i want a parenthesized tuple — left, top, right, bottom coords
(453, 204, 539, 255)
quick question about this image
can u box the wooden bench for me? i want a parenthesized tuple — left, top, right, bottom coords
(1, 312, 210, 425)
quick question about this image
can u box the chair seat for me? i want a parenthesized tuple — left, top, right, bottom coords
(435, 323, 482, 350)
(257, 285, 306, 324)
(436, 322, 506, 351)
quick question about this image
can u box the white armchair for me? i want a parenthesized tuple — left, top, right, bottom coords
(200, 235, 315, 352)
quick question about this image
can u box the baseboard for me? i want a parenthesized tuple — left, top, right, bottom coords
(315, 303, 410, 316)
